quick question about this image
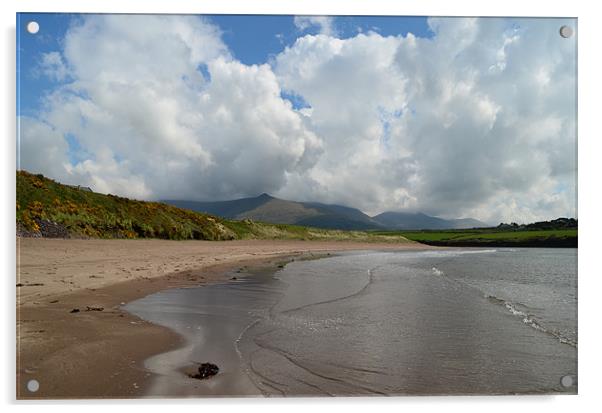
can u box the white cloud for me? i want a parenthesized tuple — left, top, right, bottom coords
(19, 116, 70, 178)
(293, 16, 336, 36)
(20, 16, 577, 224)
(22, 14, 322, 202)
(38, 51, 70, 82)
(274, 17, 576, 222)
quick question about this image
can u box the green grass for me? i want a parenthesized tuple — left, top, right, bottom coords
(16, 170, 413, 243)
(371, 228, 577, 246)
(17, 171, 238, 240)
(228, 220, 411, 242)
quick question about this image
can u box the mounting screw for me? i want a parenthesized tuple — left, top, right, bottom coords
(559, 25, 573, 38)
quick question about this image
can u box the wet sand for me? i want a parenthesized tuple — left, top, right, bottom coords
(16, 238, 430, 399)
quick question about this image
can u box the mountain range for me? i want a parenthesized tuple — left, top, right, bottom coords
(163, 194, 489, 231)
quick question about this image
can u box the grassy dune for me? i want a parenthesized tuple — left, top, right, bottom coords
(16, 171, 411, 243)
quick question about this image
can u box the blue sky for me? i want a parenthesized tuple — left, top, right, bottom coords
(17, 13, 432, 116)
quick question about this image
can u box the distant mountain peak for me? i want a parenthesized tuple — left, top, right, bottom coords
(372, 211, 489, 230)
(257, 193, 274, 200)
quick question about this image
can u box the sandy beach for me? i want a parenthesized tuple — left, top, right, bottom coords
(16, 237, 430, 399)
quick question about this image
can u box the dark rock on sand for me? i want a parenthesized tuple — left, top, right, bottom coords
(189, 362, 219, 380)
(37, 219, 71, 238)
(16, 222, 42, 238)
(70, 308, 80, 313)
(17, 219, 71, 238)
(86, 306, 104, 312)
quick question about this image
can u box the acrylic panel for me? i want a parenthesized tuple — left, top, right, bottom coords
(16, 13, 577, 399)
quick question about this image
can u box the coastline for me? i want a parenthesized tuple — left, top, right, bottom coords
(17, 238, 432, 399)
(416, 239, 577, 248)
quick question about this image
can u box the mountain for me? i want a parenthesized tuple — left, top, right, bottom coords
(166, 193, 274, 219)
(372, 211, 489, 230)
(164, 195, 488, 231)
(164, 194, 382, 230)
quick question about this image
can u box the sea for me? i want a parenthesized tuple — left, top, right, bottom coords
(125, 248, 577, 396)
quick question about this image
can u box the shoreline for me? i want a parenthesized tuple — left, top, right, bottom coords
(417, 239, 577, 248)
(17, 238, 433, 399)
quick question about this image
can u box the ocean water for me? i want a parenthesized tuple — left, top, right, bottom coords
(125, 248, 577, 396)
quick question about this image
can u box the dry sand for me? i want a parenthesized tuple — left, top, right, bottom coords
(16, 237, 432, 399)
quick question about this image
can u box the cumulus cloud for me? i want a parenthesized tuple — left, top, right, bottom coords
(293, 16, 336, 36)
(274, 17, 576, 223)
(19, 116, 70, 177)
(21, 14, 322, 201)
(19, 15, 576, 223)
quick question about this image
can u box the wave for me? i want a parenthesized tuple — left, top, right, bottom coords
(485, 294, 577, 348)
(454, 249, 498, 255)
(431, 267, 444, 276)
(425, 254, 575, 349)
(420, 249, 498, 259)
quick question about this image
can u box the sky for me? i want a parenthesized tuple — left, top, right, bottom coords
(17, 13, 577, 223)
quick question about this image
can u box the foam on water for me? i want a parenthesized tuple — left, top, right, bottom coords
(484, 294, 577, 348)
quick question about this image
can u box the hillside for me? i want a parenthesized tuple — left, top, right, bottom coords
(15, 171, 412, 244)
(166, 194, 274, 219)
(16, 171, 237, 240)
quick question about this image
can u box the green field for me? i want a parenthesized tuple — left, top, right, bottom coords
(371, 228, 577, 247)
(16, 171, 411, 243)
